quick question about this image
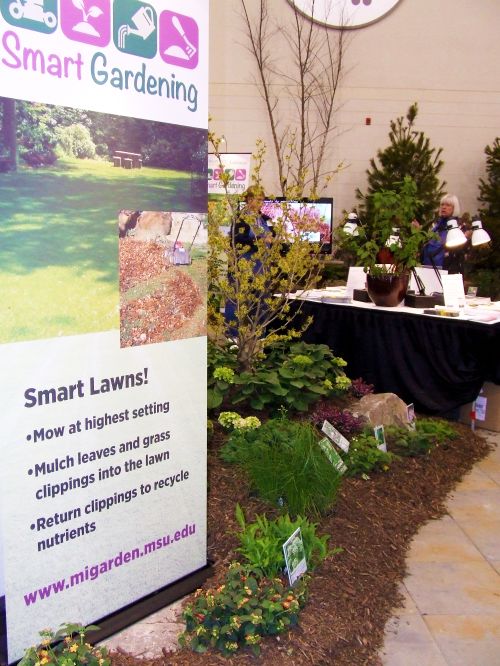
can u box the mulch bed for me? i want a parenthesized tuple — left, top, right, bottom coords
(119, 239, 203, 347)
(110, 421, 492, 666)
(119, 238, 168, 291)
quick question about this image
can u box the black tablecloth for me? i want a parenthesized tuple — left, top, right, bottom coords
(292, 300, 500, 414)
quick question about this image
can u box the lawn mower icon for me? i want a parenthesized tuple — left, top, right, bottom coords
(9, 0, 57, 28)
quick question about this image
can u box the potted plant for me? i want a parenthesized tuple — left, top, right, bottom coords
(341, 177, 435, 306)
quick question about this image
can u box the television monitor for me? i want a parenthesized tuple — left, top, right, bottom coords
(233, 197, 334, 253)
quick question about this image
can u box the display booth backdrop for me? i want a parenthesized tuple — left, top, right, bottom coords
(0, 1, 208, 662)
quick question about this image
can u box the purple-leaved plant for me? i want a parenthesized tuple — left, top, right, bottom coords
(350, 377, 374, 399)
(310, 402, 366, 437)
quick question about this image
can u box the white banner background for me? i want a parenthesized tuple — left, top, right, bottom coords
(1, 333, 206, 661)
(0, 0, 208, 660)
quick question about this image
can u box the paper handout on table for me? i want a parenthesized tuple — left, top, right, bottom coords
(442, 273, 466, 308)
(346, 267, 366, 299)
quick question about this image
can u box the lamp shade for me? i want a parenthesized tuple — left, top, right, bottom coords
(471, 220, 491, 247)
(445, 218, 467, 248)
(386, 227, 402, 247)
(343, 213, 360, 236)
(343, 222, 359, 236)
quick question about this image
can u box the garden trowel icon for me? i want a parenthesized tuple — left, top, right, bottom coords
(164, 14, 197, 61)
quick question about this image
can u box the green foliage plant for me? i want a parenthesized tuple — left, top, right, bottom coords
(179, 562, 308, 657)
(347, 177, 435, 277)
(220, 418, 343, 517)
(386, 418, 458, 457)
(342, 430, 394, 477)
(478, 137, 500, 217)
(356, 103, 446, 224)
(234, 504, 335, 578)
(208, 134, 323, 372)
(56, 124, 96, 159)
(19, 623, 109, 666)
(470, 138, 500, 297)
(467, 265, 500, 300)
(218, 412, 261, 431)
(232, 341, 351, 412)
(207, 341, 238, 409)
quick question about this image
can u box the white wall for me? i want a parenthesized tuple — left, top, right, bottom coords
(210, 0, 500, 222)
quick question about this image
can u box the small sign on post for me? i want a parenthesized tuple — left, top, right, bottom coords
(283, 527, 307, 586)
(318, 437, 347, 475)
(374, 425, 387, 452)
(321, 420, 350, 453)
(407, 403, 416, 430)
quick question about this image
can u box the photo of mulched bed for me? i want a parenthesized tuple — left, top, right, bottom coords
(119, 239, 205, 347)
(109, 421, 491, 665)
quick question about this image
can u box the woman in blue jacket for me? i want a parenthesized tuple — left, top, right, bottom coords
(224, 186, 275, 336)
(421, 194, 461, 268)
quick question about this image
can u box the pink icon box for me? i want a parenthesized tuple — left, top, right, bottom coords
(160, 10, 198, 70)
(60, 0, 110, 47)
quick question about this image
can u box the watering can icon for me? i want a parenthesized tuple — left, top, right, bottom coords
(118, 6, 155, 48)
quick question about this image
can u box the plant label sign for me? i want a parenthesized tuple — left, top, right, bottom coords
(407, 403, 416, 430)
(318, 438, 347, 475)
(475, 396, 487, 421)
(322, 420, 350, 453)
(282, 527, 307, 587)
(374, 425, 387, 452)
(0, 1, 208, 662)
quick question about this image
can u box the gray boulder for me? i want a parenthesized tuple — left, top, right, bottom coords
(354, 393, 411, 429)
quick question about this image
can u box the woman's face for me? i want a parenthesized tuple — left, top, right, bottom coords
(439, 201, 454, 217)
(246, 195, 264, 213)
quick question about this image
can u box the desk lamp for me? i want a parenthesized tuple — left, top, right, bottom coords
(343, 212, 361, 236)
(471, 219, 491, 247)
(404, 228, 445, 308)
(445, 218, 467, 248)
(386, 227, 402, 247)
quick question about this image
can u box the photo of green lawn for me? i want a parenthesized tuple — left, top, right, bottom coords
(0, 97, 206, 344)
(0, 158, 206, 343)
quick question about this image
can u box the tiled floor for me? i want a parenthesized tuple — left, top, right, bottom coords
(381, 430, 500, 666)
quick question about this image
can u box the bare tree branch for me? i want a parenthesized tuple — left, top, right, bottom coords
(239, 0, 350, 197)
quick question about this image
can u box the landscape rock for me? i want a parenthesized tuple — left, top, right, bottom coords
(355, 392, 410, 429)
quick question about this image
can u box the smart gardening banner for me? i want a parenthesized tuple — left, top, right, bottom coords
(208, 152, 252, 196)
(0, 1, 207, 661)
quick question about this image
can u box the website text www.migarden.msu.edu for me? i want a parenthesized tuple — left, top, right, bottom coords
(23, 522, 196, 606)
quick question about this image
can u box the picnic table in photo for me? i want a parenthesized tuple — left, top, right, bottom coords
(113, 151, 142, 169)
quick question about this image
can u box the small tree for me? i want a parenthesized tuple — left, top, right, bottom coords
(56, 123, 96, 159)
(239, 0, 348, 197)
(208, 136, 322, 371)
(478, 137, 500, 217)
(357, 103, 445, 225)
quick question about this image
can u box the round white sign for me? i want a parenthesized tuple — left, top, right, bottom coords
(290, 0, 403, 29)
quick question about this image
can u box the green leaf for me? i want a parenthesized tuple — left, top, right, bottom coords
(235, 503, 246, 530)
(207, 389, 223, 409)
(288, 380, 305, 388)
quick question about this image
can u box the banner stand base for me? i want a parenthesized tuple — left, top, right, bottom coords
(89, 561, 214, 648)
(1, 562, 214, 666)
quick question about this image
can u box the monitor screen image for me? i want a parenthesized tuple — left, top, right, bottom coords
(238, 197, 334, 253)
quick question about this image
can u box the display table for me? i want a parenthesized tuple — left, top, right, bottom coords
(289, 293, 500, 414)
